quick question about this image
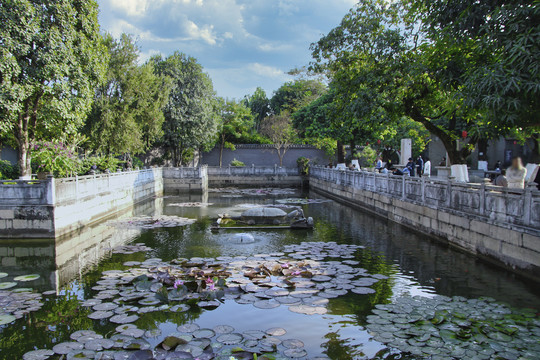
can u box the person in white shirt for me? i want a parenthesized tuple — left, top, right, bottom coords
(506, 157, 527, 189)
(423, 157, 431, 177)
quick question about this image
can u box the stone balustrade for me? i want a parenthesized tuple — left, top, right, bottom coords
(309, 166, 540, 280)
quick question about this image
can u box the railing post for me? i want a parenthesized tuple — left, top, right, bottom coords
(228, 164, 231, 176)
(421, 176, 425, 205)
(523, 183, 535, 226)
(446, 179, 452, 208)
(252, 164, 255, 175)
(479, 181, 486, 216)
(274, 164, 277, 175)
(401, 175, 406, 200)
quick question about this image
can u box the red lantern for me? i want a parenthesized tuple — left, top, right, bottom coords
(377, 139, 381, 145)
(462, 131, 467, 139)
(366, 141, 369, 146)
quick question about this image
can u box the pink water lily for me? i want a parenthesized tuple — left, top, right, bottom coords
(206, 277, 215, 291)
(173, 279, 184, 289)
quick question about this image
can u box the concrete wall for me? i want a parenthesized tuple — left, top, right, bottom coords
(163, 166, 208, 194)
(0, 167, 206, 238)
(310, 166, 540, 281)
(207, 166, 304, 188)
(0, 178, 55, 238)
(53, 168, 164, 237)
(202, 144, 332, 168)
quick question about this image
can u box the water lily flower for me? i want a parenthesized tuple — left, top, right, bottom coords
(292, 270, 302, 276)
(173, 279, 184, 289)
(206, 277, 215, 291)
(281, 263, 290, 269)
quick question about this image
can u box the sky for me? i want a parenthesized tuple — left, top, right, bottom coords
(96, 0, 357, 100)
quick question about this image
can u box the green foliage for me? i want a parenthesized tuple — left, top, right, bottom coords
(297, 157, 310, 175)
(310, 0, 539, 165)
(354, 146, 378, 168)
(152, 52, 218, 166)
(242, 87, 271, 131)
(0, 160, 19, 180)
(78, 155, 121, 174)
(271, 79, 327, 114)
(230, 158, 246, 167)
(260, 112, 299, 166)
(84, 33, 171, 156)
(31, 141, 78, 177)
(0, 0, 107, 177)
(216, 98, 256, 166)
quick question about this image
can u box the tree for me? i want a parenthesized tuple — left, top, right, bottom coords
(312, 0, 539, 164)
(260, 112, 298, 166)
(242, 87, 271, 131)
(216, 99, 255, 167)
(0, 0, 107, 178)
(84, 34, 171, 156)
(270, 79, 327, 115)
(152, 52, 218, 166)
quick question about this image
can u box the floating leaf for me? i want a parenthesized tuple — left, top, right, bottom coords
(0, 314, 17, 325)
(216, 333, 243, 345)
(13, 274, 40, 282)
(288, 305, 327, 315)
(0, 282, 17, 290)
(22, 349, 54, 360)
(52, 342, 84, 355)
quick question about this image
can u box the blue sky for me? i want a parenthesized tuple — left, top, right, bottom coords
(96, 0, 357, 100)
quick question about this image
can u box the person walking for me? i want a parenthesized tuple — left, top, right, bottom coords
(506, 157, 527, 189)
(416, 156, 424, 177)
(423, 157, 431, 178)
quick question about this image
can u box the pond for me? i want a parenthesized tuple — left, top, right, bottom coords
(0, 189, 538, 360)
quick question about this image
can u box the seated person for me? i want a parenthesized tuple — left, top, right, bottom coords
(493, 170, 508, 187)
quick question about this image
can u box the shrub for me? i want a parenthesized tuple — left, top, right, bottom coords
(0, 160, 19, 180)
(230, 158, 245, 167)
(31, 141, 78, 177)
(297, 156, 310, 175)
(78, 155, 121, 174)
(355, 146, 378, 168)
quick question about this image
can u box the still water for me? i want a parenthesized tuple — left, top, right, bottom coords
(0, 189, 538, 359)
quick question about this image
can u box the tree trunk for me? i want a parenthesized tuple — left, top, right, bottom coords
(219, 137, 224, 167)
(18, 140, 32, 179)
(336, 141, 345, 164)
(406, 106, 472, 165)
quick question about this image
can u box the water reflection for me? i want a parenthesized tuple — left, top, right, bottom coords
(0, 197, 163, 292)
(0, 190, 538, 360)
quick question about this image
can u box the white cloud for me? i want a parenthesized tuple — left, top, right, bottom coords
(185, 21, 217, 45)
(109, 0, 148, 16)
(248, 63, 287, 79)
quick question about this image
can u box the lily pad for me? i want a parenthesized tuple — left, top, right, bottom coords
(23, 349, 54, 360)
(0, 314, 17, 325)
(109, 314, 139, 324)
(177, 323, 200, 333)
(13, 274, 40, 282)
(88, 311, 114, 320)
(213, 325, 235, 334)
(266, 327, 287, 336)
(289, 305, 328, 315)
(0, 272, 8, 279)
(0, 282, 17, 290)
(216, 333, 243, 345)
(282, 339, 305, 349)
(52, 342, 84, 355)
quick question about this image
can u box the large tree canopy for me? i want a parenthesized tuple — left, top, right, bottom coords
(0, 0, 107, 177)
(310, 0, 539, 164)
(84, 34, 171, 156)
(242, 87, 271, 131)
(271, 79, 327, 115)
(216, 98, 255, 167)
(152, 52, 218, 166)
